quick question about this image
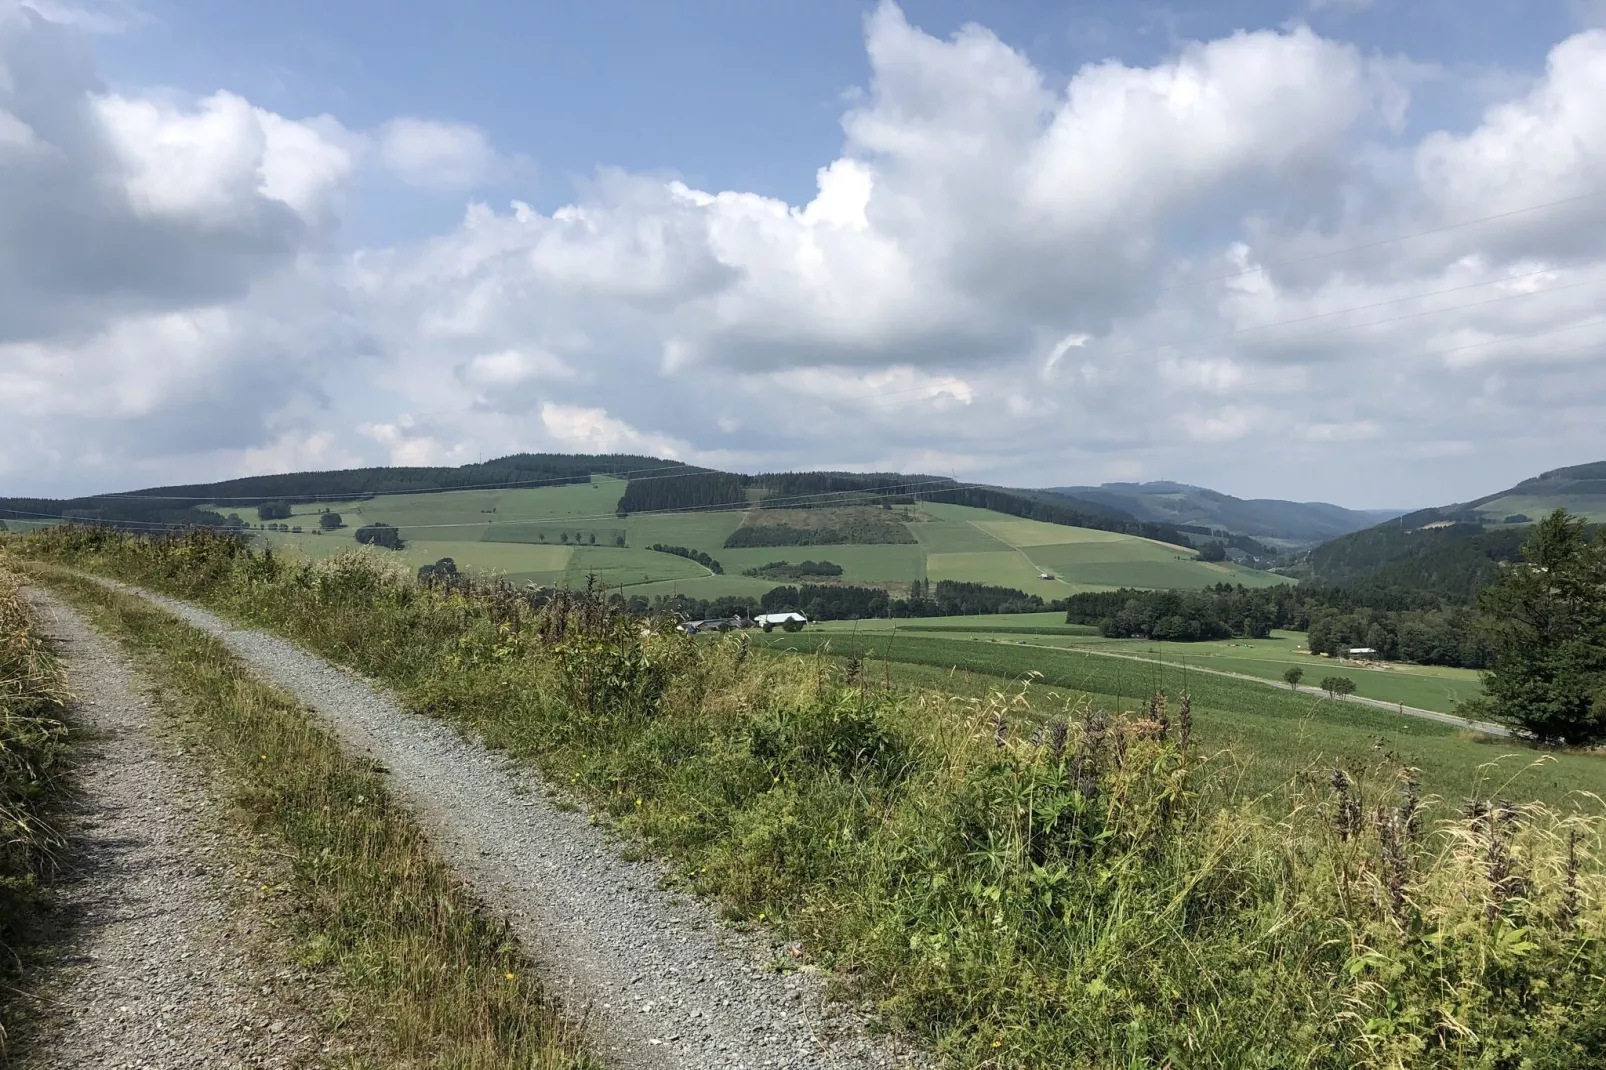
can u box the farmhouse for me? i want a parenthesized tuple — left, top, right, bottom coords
(1346, 647, 1379, 660)
(754, 611, 808, 632)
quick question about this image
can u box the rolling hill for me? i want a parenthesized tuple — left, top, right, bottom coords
(1463, 460, 1606, 524)
(1046, 481, 1400, 546)
(1296, 459, 1606, 601)
(1, 455, 1291, 602)
(228, 478, 1287, 601)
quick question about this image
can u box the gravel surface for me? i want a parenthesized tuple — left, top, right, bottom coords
(17, 590, 329, 1070)
(101, 581, 931, 1070)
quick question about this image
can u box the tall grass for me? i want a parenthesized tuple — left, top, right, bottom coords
(16, 555, 593, 1069)
(15, 527, 1606, 1068)
(0, 563, 71, 1055)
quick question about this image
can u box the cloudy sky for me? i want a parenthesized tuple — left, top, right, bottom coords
(3, 0, 1605, 508)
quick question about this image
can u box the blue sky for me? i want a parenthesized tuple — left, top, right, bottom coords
(5, 0, 1606, 506)
(94, 0, 1590, 222)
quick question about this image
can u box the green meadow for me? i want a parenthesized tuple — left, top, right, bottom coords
(752, 628, 1603, 811)
(813, 616, 1484, 715)
(239, 478, 1289, 599)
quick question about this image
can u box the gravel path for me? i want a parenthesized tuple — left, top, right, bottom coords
(17, 590, 330, 1070)
(93, 580, 929, 1070)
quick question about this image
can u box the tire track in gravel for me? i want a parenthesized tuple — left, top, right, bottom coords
(17, 589, 331, 1070)
(87, 578, 930, 1070)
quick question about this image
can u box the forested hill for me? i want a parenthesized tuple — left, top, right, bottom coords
(614, 469, 1196, 547)
(1046, 480, 1395, 545)
(0, 453, 684, 530)
(1462, 459, 1606, 520)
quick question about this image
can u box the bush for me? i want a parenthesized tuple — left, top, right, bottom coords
(354, 523, 405, 550)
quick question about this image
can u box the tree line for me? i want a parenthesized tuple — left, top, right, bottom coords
(1064, 583, 1490, 667)
(648, 544, 723, 574)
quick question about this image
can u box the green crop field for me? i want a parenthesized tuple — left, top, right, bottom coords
(753, 630, 1604, 810)
(812, 616, 1484, 715)
(234, 478, 1296, 600)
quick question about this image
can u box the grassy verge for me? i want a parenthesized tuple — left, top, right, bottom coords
(11, 529, 1606, 1068)
(22, 561, 593, 1070)
(754, 630, 1606, 809)
(0, 564, 72, 1056)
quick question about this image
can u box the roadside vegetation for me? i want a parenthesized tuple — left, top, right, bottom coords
(11, 526, 1606, 1067)
(16, 553, 591, 1069)
(0, 562, 72, 1055)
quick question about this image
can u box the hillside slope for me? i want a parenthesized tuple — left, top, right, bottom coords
(1046, 481, 1395, 545)
(1465, 460, 1606, 523)
(1296, 458, 1606, 601)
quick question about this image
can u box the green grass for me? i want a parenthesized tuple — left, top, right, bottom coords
(26, 562, 592, 1070)
(752, 629, 1605, 811)
(0, 559, 72, 1054)
(812, 618, 1485, 716)
(1478, 494, 1606, 524)
(19, 527, 1606, 1069)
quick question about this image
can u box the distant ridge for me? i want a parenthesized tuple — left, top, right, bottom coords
(1296, 458, 1606, 601)
(1043, 480, 1398, 546)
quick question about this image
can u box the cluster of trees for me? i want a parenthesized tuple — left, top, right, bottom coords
(256, 501, 293, 520)
(1197, 543, 1228, 563)
(648, 544, 722, 573)
(742, 560, 844, 580)
(754, 580, 1057, 621)
(355, 522, 405, 550)
(616, 470, 747, 514)
(416, 558, 459, 584)
(1068, 586, 1296, 642)
(1065, 583, 1494, 668)
(1306, 607, 1490, 668)
(319, 511, 343, 530)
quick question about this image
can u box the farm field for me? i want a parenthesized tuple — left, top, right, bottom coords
(1477, 493, 1606, 524)
(812, 616, 1483, 714)
(230, 478, 1290, 598)
(753, 630, 1602, 810)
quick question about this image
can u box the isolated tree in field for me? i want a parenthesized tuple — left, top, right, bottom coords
(560, 532, 568, 544)
(1283, 666, 1304, 689)
(319, 512, 343, 530)
(588, 532, 597, 545)
(1320, 676, 1356, 699)
(1472, 509, 1606, 744)
(615, 534, 626, 547)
